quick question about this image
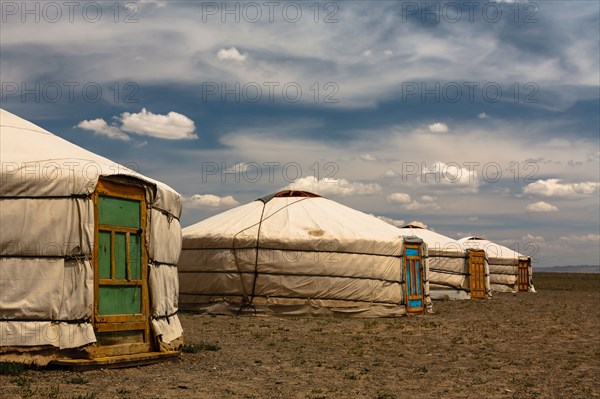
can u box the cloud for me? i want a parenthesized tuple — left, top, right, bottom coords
(185, 194, 240, 208)
(420, 161, 479, 193)
(526, 201, 559, 212)
(374, 215, 405, 227)
(387, 192, 411, 204)
(387, 193, 441, 210)
(428, 123, 449, 133)
(138, 0, 168, 7)
(76, 118, 130, 141)
(285, 177, 382, 197)
(77, 108, 197, 141)
(478, 112, 489, 119)
(558, 234, 600, 243)
(120, 108, 197, 140)
(587, 152, 600, 162)
(523, 179, 599, 198)
(468, 216, 479, 221)
(383, 50, 393, 56)
(403, 197, 441, 211)
(217, 47, 248, 62)
(522, 233, 544, 242)
(384, 169, 399, 178)
(224, 162, 253, 173)
(362, 50, 372, 57)
(3, 1, 598, 111)
(359, 153, 378, 161)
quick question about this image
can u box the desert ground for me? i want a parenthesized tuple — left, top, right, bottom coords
(1, 273, 598, 399)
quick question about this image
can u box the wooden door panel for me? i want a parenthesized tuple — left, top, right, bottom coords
(93, 180, 150, 356)
(404, 245, 424, 314)
(469, 250, 486, 299)
(518, 260, 529, 292)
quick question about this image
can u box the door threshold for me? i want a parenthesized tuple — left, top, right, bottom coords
(50, 351, 179, 371)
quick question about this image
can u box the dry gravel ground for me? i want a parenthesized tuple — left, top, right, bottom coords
(1, 273, 599, 399)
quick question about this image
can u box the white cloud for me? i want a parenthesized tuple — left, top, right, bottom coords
(139, 0, 168, 7)
(375, 215, 405, 227)
(420, 161, 479, 193)
(120, 108, 197, 140)
(384, 49, 393, 56)
(558, 234, 600, 243)
(403, 200, 441, 211)
(185, 194, 240, 208)
(468, 216, 479, 221)
(3, 2, 598, 110)
(217, 47, 248, 62)
(77, 108, 197, 141)
(526, 201, 559, 212)
(478, 112, 489, 119)
(359, 153, 378, 161)
(522, 233, 544, 242)
(362, 50, 372, 57)
(76, 118, 130, 141)
(387, 192, 411, 204)
(384, 169, 399, 178)
(225, 162, 253, 173)
(285, 177, 382, 197)
(523, 179, 599, 198)
(387, 193, 441, 210)
(428, 123, 448, 133)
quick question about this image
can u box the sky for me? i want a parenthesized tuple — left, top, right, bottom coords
(1, 0, 599, 267)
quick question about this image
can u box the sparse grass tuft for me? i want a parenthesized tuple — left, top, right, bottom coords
(12, 375, 30, 387)
(45, 385, 60, 399)
(66, 375, 88, 385)
(181, 342, 220, 353)
(0, 362, 26, 376)
(344, 372, 358, 380)
(12, 375, 34, 398)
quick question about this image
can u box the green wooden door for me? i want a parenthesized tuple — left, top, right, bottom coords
(94, 180, 150, 356)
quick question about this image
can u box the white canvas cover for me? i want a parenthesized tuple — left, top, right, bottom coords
(397, 226, 492, 300)
(179, 193, 432, 317)
(458, 237, 536, 293)
(0, 109, 183, 355)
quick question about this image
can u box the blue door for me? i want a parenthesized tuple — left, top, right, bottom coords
(404, 245, 424, 314)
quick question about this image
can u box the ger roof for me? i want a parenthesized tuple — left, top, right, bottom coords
(183, 193, 406, 256)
